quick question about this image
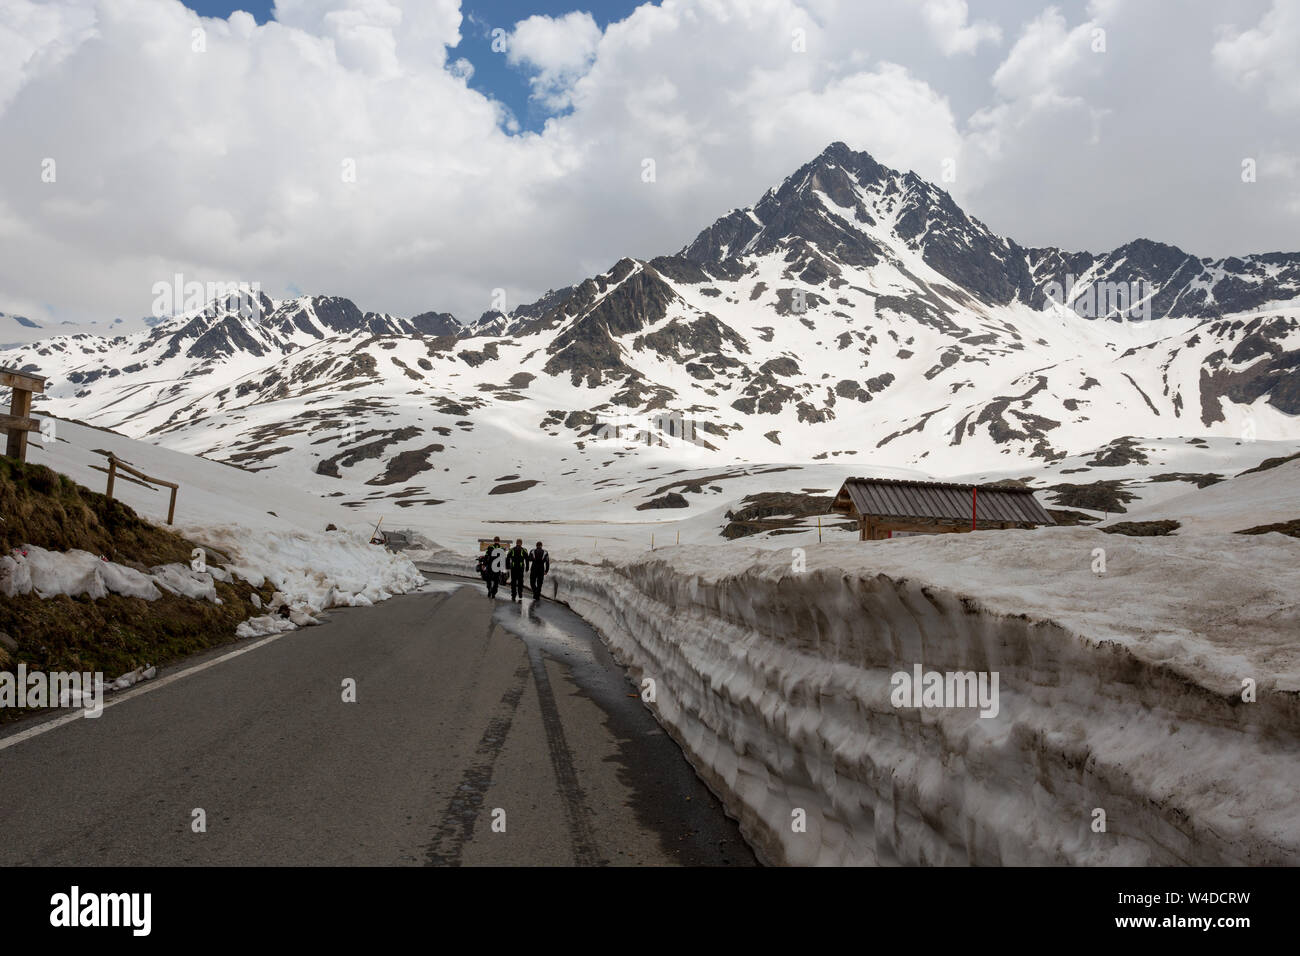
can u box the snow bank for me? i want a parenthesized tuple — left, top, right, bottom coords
(1, 547, 162, 601)
(422, 528, 1300, 866)
(149, 564, 222, 602)
(0, 547, 237, 605)
(200, 526, 425, 617)
(3, 529, 423, 643)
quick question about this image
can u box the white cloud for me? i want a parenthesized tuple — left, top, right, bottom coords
(507, 11, 601, 109)
(755, 64, 964, 184)
(920, 0, 1001, 55)
(0, 0, 96, 110)
(1261, 152, 1300, 178)
(0, 0, 1296, 328)
(1212, 0, 1300, 113)
(274, 0, 463, 70)
(990, 7, 1099, 102)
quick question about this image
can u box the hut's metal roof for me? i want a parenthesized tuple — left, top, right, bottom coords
(830, 477, 1055, 525)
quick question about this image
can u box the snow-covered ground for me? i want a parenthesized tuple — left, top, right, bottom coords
(1101, 458, 1300, 534)
(330, 430, 1300, 562)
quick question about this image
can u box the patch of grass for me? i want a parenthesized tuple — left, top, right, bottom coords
(1236, 451, 1300, 477)
(1046, 508, 1100, 526)
(1235, 519, 1300, 539)
(1146, 472, 1224, 489)
(1086, 436, 1149, 468)
(722, 492, 846, 539)
(488, 479, 541, 495)
(636, 492, 689, 511)
(0, 456, 194, 565)
(1102, 520, 1181, 537)
(1043, 480, 1137, 514)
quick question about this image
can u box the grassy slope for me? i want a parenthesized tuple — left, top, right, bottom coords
(0, 457, 274, 718)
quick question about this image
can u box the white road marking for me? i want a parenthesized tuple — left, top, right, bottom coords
(0, 630, 293, 752)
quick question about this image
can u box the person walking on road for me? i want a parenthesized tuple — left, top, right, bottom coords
(480, 536, 505, 598)
(507, 538, 530, 602)
(529, 541, 550, 600)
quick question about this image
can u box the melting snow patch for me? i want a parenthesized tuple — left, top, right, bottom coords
(0, 547, 233, 604)
(1, 547, 162, 601)
(235, 614, 299, 639)
(150, 564, 222, 603)
(205, 527, 424, 615)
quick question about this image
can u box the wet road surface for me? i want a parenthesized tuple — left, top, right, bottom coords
(0, 575, 755, 866)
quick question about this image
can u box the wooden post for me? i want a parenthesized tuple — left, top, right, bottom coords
(818, 515, 822, 543)
(6, 388, 31, 460)
(2, 368, 46, 462)
(106, 455, 117, 500)
(167, 486, 177, 525)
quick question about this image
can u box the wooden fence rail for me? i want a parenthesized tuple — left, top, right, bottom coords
(106, 453, 180, 525)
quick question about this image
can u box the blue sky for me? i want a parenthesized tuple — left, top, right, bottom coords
(183, 1, 644, 131)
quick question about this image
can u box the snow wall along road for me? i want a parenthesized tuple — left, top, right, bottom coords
(425, 537, 1300, 866)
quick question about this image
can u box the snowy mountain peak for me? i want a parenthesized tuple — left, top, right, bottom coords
(673, 142, 1300, 322)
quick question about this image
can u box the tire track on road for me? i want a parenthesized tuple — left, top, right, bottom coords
(526, 644, 604, 866)
(424, 646, 531, 866)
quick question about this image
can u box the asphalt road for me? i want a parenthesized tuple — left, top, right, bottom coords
(0, 576, 755, 866)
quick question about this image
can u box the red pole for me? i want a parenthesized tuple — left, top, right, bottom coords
(971, 486, 977, 531)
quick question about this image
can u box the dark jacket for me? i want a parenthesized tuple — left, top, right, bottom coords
(481, 545, 504, 576)
(506, 546, 530, 573)
(529, 548, 549, 576)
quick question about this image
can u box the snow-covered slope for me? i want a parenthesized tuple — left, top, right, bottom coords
(27, 416, 365, 536)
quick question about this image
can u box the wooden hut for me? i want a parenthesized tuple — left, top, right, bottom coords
(829, 476, 1054, 541)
